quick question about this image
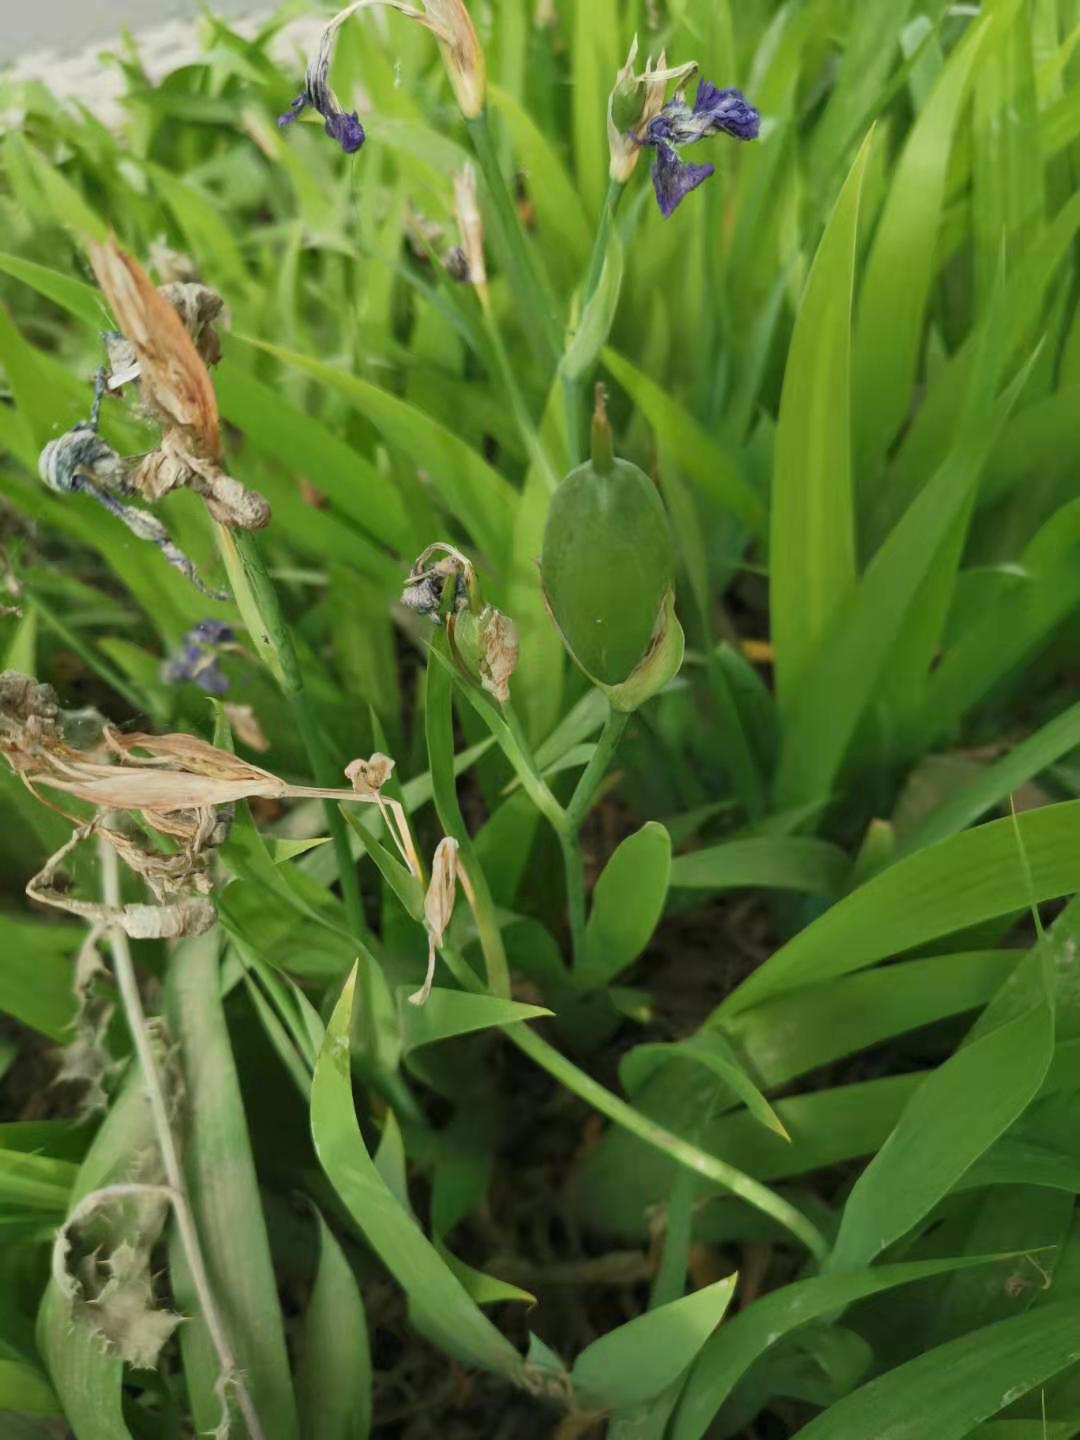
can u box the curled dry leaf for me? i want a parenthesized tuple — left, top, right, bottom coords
(53, 1173, 181, 1370)
(2, 671, 406, 937)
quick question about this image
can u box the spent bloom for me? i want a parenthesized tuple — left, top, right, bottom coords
(162, 620, 238, 695)
(607, 36, 697, 184)
(278, 5, 366, 153)
(640, 79, 760, 217)
(279, 0, 485, 156)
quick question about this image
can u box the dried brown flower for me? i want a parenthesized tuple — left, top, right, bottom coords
(88, 237, 269, 531)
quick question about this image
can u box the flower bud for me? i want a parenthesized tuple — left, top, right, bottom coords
(541, 388, 683, 711)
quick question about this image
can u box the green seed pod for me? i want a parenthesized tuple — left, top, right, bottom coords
(541, 389, 684, 711)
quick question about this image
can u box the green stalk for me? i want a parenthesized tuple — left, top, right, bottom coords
(562, 178, 626, 466)
(566, 706, 630, 831)
(559, 704, 630, 970)
(467, 109, 563, 365)
(215, 525, 381, 1069)
(481, 305, 562, 495)
(439, 942, 825, 1261)
(509, 1024, 828, 1262)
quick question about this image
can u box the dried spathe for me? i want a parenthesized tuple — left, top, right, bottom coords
(87, 238, 270, 530)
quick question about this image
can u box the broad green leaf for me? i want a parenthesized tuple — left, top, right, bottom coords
(144, 162, 249, 293)
(718, 801, 1080, 1016)
(9, 137, 107, 242)
(796, 1302, 1080, 1440)
(571, 0, 620, 220)
(853, 10, 995, 480)
(726, 950, 1018, 1090)
(671, 1255, 1031, 1440)
(399, 989, 551, 1052)
(771, 132, 868, 707)
(920, 500, 1080, 748)
(213, 355, 412, 553)
(310, 968, 524, 1380)
(620, 1034, 790, 1140)
(242, 337, 515, 563)
(601, 349, 767, 533)
(0, 252, 107, 330)
(828, 950, 1054, 1271)
(572, 1276, 737, 1411)
(670, 837, 849, 898)
(0, 1151, 75, 1213)
(488, 84, 591, 271)
(579, 822, 671, 988)
(775, 313, 1031, 812)
(295, 1209, 371, 1440)
(0, 1359, 60, 1415)
(0, 918, 80, 1040)
(165, 932, 299, 1440)
(897, 700, 1080, 857)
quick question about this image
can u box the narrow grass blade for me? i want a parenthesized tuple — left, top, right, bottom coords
(601, 348, 767, 534)
(795, 1302, 1080, 1440)
(853, 9, 996, 482)
(295, 1209, 371, 1440)
(718, 800, 1080, 1016)
(827, 951, 1053, 1271)
(310, 968, 525, 1381)
(165, 932, 299, 1440)
(771, 133, 869, 707)
(671, 1255, 1035, 1440)
(670, 837, 849, 898)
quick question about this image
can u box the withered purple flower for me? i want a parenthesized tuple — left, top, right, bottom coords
(163, 621, 236, 695)
(640, 79, 760, 218)
(278, 13, 365, 155)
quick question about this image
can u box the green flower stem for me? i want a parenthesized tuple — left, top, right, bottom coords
(481, 304, 562, 495)
(438, 941, 826, 1261)
(560, 705, 630, 970)
(510, 1024, 828, 1262)
(562, 177, 626, 467)
(558, 828, 587, 963)
(467, 109, 563, 366)
(566, 705, 630, 831)
(215, 525, 381, 1069)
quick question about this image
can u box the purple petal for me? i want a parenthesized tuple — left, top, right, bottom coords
(694, 81, 760, 140)
(324, 110, 366, 154)
(651, 143, 714, 218)
(278, 93, 307, 128)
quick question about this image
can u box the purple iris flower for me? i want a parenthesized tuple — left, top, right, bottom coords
(164, 621, 236, 695)
(278, 37, 365, 155)
(641, 80, 760, 218)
